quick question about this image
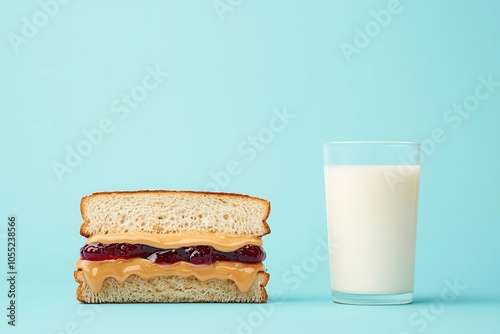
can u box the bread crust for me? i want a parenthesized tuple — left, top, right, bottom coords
(80, 190, 271, 237)
(74, 269, 269, 303)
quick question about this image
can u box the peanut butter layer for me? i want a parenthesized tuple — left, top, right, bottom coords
(86, 231, 262, 252)
(76, 259, 265, 293)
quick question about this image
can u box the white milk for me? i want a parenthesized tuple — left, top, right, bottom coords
(324, 165, 420, 294)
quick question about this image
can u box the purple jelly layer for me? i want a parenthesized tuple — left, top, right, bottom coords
(80, 243, 266, 265)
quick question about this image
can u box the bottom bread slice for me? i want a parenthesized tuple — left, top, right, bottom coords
(74, 270, 269, 303)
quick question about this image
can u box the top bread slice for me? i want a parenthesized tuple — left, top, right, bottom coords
(80, 190, 270, 237)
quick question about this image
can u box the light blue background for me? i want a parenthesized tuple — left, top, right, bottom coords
(1, 0, 499, 333)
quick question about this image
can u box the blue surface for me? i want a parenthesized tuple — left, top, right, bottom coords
(1, 0, 499, 333)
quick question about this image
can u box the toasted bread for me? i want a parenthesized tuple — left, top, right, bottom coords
(80, 190, 270, 237)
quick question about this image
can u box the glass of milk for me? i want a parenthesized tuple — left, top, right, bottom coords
(323, 141, 421, 305)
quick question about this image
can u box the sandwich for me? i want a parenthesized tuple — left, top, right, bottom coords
(74, 190, 270, 303)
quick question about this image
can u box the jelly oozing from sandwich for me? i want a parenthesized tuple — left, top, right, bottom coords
(80, 243, 266, 264)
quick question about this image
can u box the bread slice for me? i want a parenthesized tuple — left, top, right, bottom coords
(80, 190, 271, 237)
(74, 270, 269, 303)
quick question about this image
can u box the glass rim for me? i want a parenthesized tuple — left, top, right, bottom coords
(324, 141, 420, 146)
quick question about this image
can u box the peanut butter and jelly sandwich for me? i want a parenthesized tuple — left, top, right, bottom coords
(74, 190, 270, 303)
